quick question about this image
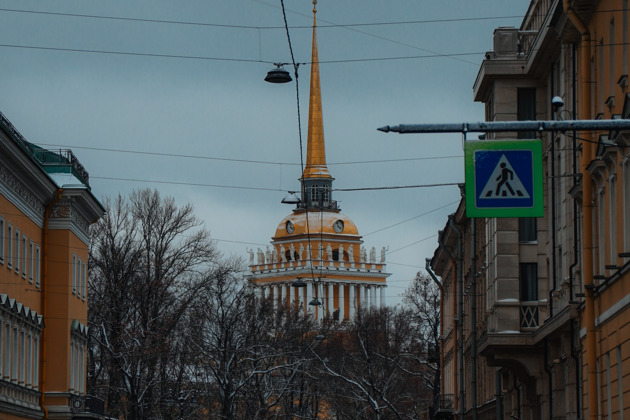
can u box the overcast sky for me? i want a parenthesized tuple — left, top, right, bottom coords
(0, 0, 530, 304)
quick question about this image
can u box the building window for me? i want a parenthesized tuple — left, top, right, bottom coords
(609, 175, 617, 266)
(26, 332, 32, 387)
(22, 235, 27, 279)
(517, 88, 536, 139)
(29, 241, 34, 283)
(598, 188, 606, 274)
(14, 228, 20, 274)
(4, 323, 10, 378)
(7, 224, 12, 269)
(19, 330, 25, 384)
(0, 216, 4, 264)
(597, 39, 604, 114)
(32, 337, 39, 389)
(518, 218, 537, 242)
(12, 327, 18, 382)
(610, 19, 615, 99)
(35, 246, 41, 288)
(520, 263, 538, 301)
(82, 261, 87, 299)
(72, 254, 77, 294)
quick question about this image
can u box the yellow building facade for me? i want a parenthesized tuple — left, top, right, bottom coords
(248, 3, 389, 319)
(0, 112, 104, 419)
(431, 1, 630, 419)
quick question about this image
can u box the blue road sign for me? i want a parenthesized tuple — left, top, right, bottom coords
(465, 140, 543, 217)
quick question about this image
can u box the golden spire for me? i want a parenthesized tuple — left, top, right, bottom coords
(302, 0, 331, 179)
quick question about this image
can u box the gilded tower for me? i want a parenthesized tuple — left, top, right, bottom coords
(248, 1, 389, 321)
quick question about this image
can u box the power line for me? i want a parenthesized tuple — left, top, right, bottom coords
(91, 175, 463, 192)
(364, 201, 459, 236)
(35, 142, 462, 166)
(0, 42, 489, 65)
(0, 43, 271, 64)
(0, 7, 525, 30)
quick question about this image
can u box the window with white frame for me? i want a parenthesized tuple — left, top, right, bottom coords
(14, 228, 20, 274)
(0, 216, 4, 264)
(7, 223, 13, 269)
(72, 254, 77, 294)
(598, 188, 606, 274)
(609, 175, 617, 265)
(22, 235, 27, 279)
(29, 241, 34, 283)
(3, 322, 10, 378)
(25, 332, 32, 388)
(19, 330, 25, 384)
(32, 337, 39, 389)
(70, 327, 88, 394)
(12, 326, 17, 382)
(35, 246, 41, 288)
(0, 298, 43, 388)
(82, 261, 87, 299)
(610, 19, 615, 99)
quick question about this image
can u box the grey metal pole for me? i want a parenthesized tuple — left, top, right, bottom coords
(377, 119, 630, 134)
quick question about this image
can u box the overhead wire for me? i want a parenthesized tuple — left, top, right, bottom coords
(33, 143, 463, 166)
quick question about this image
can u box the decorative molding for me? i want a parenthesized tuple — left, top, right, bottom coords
(0, 161, 46, 226)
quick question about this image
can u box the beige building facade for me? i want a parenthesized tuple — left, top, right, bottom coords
(431, 0, 630, 419)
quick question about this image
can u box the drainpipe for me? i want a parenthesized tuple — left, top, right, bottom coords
(561, 2, 596, 419)
(544, 339, 553, 420)
(448, 215, 464, 420)
(568, 43, 579, 305)
(550, 68, 558, 319)
(470, 219, 477, 420)
(568, 43, 583, 418)
(426, 258, 444, 401)
(40, 188, 63, 419)
(496, 369, 503, 420)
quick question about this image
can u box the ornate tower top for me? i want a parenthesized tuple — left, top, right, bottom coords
(299, 0, 336, 211)
(302, 0, 331, 180)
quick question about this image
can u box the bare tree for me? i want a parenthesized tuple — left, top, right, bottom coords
(315, 307, 430, 420)
(88, 189, 220, 420)
(190, 274, 325, 419)
(402, 272, 442, 410)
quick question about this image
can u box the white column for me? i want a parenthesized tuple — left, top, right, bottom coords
(358, 284, 365, 312)
(348, 285, 355, 319)
(339, 284, 345, 321)
(370, 286, 376, 308)
(298, 284, 305, 308)
(380, 286, 386, 308)
(328, 283, 334, 318)
(276, 284, 282, 310)
(317, 283, 324, 321)
(261, 285, 266, 299)
(364, 286, 369, 309)
(280, 284, 286, 309)
(306, 280, 313, 312)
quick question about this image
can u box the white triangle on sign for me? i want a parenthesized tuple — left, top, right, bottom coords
(479, 154, 530, 199)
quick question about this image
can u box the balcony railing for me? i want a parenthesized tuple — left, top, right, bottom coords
(520, 302, 539, 329)
(434, 393, 454, 413)
(0, 379, 41, 410)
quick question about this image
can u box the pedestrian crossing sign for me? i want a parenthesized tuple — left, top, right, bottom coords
(464, 140, 543, 218)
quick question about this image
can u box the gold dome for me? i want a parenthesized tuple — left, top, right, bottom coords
(274, 211, 359, 239)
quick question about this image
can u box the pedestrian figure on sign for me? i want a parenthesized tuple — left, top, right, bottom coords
(495, 162, 515, 196)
